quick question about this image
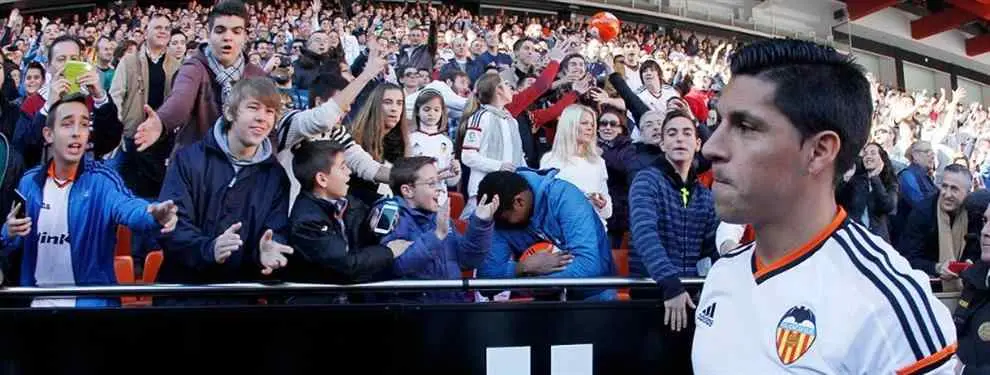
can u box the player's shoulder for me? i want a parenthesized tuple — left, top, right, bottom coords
(706, 242, 756, 278)
(828, 221, 956, 359)
(826, 220, 928, 283)
(720, 241, 756, 262)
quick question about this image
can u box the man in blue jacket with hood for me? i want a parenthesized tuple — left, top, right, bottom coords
(156, 77, 293, 295)
(475, 169, 617, 301)
(374, 156, 498, 302)
(2, 93, 177, 308)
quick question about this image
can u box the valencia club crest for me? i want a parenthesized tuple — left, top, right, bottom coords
(775, 306, 816, 365)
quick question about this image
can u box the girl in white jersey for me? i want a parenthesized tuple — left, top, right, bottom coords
(410, 89, 461, 189)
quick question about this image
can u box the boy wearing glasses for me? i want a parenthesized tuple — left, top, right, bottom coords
(372, 156, 498, 302)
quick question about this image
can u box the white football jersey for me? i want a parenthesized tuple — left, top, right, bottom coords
(693, 209, 958, 374)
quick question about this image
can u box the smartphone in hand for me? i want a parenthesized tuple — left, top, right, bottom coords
(12, 189, 26, 219)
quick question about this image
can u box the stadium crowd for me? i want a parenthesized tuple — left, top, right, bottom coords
(1, 0, 990, 370)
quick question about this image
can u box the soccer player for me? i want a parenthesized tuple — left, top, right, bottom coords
(693, 39, 958, 373)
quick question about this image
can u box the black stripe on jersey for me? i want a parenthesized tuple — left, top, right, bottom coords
(721, 242, 755, 259)
(846, 223, 948, 349)
(833, 233, 926, 360)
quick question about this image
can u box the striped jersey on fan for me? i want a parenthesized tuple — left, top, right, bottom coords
(692, 208, 958, 374)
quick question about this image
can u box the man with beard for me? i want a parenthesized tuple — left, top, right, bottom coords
(474, 170, 617, 301)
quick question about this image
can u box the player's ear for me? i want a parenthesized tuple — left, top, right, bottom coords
(804, 130, 841, 177)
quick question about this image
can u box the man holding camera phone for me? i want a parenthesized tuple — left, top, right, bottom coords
(2, 93, 177, 307)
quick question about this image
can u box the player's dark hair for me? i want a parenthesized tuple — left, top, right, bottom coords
(389, 156, 436, 196)
(208, 0, 249, 30)
(729, 39, 872, 186)
(292, 140, 346, 192)
(477, 171, 530, 217)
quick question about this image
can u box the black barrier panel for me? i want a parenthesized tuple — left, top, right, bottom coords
(0, 300, 691, 375)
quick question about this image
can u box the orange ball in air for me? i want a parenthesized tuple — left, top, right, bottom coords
(589, 12, 621, 42)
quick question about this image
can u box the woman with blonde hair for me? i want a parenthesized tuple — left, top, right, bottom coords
(540, 104, 612, 225)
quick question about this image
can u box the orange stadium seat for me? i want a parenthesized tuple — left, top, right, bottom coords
(114, 255, 141, 306)
(115, 226, 132, 257)
(142, 250, 164, 284)
(612, 249, 630, 301)
(448, 192, 465, 219)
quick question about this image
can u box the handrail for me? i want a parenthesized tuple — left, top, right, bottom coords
(0, 277, 694, 298)
(0, 277, 949, 298)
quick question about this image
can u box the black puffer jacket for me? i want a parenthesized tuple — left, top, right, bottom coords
(285, 191, 393, 285)
(292, 48, 344, 90)
(955, 262, 990, 374)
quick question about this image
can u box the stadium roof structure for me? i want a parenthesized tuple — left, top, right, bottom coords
(846, 0, 990, 56)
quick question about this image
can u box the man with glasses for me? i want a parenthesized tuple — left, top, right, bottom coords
(372, 156, 497, 302)
(399, 66, 422, 97)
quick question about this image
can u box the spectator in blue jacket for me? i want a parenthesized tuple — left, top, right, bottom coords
(374, 156, 497, 302)
(2, 93, 177, 307)
(475, 169, 617, 301)
(894, 140, 937, 241)
(628, 108, 717, 375)
(629, 109, 717, 327)
(156, 77, 293, 294)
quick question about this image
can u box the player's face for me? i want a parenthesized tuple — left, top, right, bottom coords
(703, 75, 810, 225)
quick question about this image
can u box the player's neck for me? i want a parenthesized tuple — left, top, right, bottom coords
(752, 194, 838, 265)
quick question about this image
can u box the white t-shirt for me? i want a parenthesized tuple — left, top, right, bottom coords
(540, 156, 611, 226)
(624, 66, 642, 92)
(410, 130, 457, 187)
(630, 85, 679, 143)
(693, 210, 958, 374)
(32, 178, 76, 308)
(637, 85, 680, 112)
